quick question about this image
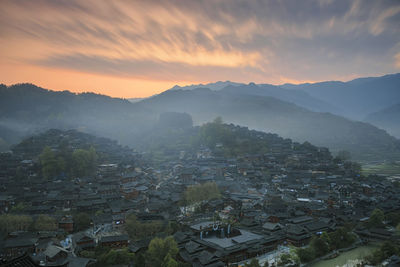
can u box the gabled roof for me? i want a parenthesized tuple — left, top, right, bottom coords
(4, 237, 38, 248)
(262, 222, 282, 231)
(43, 245, 68, 258)
(185, 241, 203, 254)
(100, 234, 129, 243)
(197, 250, 220, 265)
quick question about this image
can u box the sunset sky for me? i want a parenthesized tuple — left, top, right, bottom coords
(1, 0, 400, 98)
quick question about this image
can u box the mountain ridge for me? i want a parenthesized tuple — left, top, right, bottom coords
(1, 82, 399, 162)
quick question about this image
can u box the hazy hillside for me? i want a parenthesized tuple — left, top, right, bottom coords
(220, 83, 339, 113)
(281, 73, 400, 120)
(138, 88, 400, 161)
(0, 83, 158, 148)
(1, 83, 399, 162)
(365, 103, 400, 138)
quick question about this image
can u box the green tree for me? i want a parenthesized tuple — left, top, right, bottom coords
(0, 214, 32, 233)
(135, 253, 146, 267)
(10, 202, 27, 213)
(184, 182, 221, 204)
(34, 215, 57, 231)
(328, 227, 356, 250)
(74, 213, 91, 231)
(368, 208, 385, 228)
(39, 146, 65, 180)
(125, 214, 164, 240)
(98, 248, 135, 266)
(71, 147, 98, 177)
(366, 241, 400, 265)
(296, 247, 315, 263)
(310, 236, 330, 257)
(146, 236, 179, 267)
(320, 232, 332, 250)
(162, 253, 179, 267)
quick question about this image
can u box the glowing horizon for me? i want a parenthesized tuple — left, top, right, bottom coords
(1, 0, 399, 98)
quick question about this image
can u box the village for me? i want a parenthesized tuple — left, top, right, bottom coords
(0, 127, 399, 267)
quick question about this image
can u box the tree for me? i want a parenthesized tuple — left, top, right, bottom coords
(366, 241, 400, 265)
(327, 227, 356, 250)
(71, 147, 97, 177)
(278, 254, 291, 266)
(162, 253, 179, 267)
(74, 213, 91, 231)
(320, 232, 332, 250)
(10, 202, 27, 213)
(146, 236, 179, 267)
(34, 215, 57, 231)
(184, 182, 221, 204)
(310, 236, 330, 257)
(39, 146, 65, 180)
(125, 214, 164, 240)
(0, 214, 32, 233)
(135, 253, 146, 267)
(98, 248, 135, 266)
(368, 208, 385, 228)
(296, 247, 315, 263)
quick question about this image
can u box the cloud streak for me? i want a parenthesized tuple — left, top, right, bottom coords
(0, 0, 399, 96)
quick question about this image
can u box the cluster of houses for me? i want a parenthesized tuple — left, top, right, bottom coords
(0, 128, 399, 266)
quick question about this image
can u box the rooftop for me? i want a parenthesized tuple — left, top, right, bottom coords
(202, 229, 263, 248)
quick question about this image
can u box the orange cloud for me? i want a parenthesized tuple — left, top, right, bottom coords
(395, 52, 400, 69)
(0, 0, 399, 97)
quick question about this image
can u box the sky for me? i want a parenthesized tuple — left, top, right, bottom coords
(1, 0, 400, 98)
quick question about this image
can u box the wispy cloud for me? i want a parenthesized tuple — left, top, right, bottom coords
(0, 0, 399, 96)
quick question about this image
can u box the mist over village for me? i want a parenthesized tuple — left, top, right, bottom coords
(1, 1, 400, 267)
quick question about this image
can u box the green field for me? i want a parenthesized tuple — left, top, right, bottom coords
(362, 162, 400, 176)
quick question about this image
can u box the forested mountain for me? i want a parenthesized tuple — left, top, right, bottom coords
(137, 88, 400, 161)
(1, 83, 399, 162)
(137, 117, 332, 162)
(0, 83, 158, 147)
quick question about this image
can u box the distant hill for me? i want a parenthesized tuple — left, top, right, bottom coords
(168, 73, 400, 121)
(1, 82, 400, 162)
(220, 83, 339, 113)
(12, 128, 134, 162)
(281, 73, 400, 120)
(138, 118, 333, 162)
(168, 81, 338, 113)
(0, 83, 157, 148)
(365, 103, 400, 138)
(137, 88, 400, 161)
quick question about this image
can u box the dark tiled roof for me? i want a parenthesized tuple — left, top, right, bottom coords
(100, 234, 129, 243)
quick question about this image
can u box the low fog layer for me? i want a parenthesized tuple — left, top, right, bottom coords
(1, 76, 400, 162)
